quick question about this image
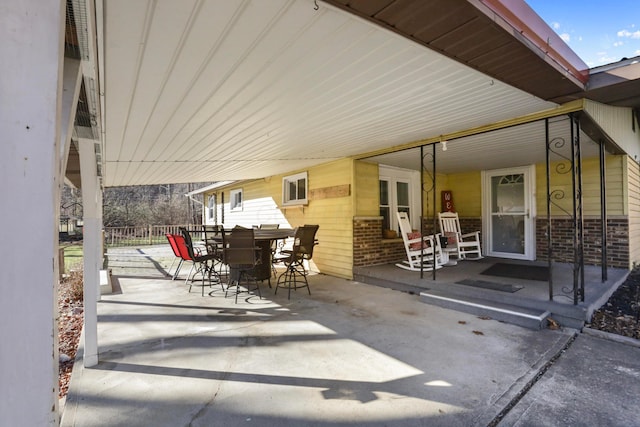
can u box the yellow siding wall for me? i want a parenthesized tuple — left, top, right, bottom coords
(535, 155, 625, 217)
(420, 172, 447, 217)
(300, 159, 354, 279)
(354, 161, 380, 216)
(418, 156, 625, 219)
(356, 164, 482, 218)
(627, 157, 640, 267)
(430, 171, 482, 217)
(207, 159, 355, 279)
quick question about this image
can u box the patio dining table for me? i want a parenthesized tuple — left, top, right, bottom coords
(251, 228, 295, 283)
(209, 228, 295, 284)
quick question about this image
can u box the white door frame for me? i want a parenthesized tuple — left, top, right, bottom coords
(481, 165, 536, 260)
(379, 165, 421, 231)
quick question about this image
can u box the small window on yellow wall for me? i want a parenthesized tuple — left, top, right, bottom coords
(207, 195, 217, 221)
(230, 189, 243, 211)
(282, 172, 307, 206)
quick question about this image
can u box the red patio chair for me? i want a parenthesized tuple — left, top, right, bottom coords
(165, 233, 184, 280)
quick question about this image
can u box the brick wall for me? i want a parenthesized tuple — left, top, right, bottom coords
(353, 217, 405, 266)
(419, 217, 481, 236)
(535, 217, 629, 268)
(354, 216, 628, 269)
(353, 216, 481, 267)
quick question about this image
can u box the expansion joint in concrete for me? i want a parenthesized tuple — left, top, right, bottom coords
(487, 331, 578, 427)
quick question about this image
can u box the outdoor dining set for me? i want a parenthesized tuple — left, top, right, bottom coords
(165, 224, 319, 302)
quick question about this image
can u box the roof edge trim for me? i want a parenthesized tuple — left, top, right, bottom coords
(186, 181, 236, 196)
(472, 0, 589, 86)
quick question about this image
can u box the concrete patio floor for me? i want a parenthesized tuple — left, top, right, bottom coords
(355, 258, 628, 329)
(60, 246, 640, 426)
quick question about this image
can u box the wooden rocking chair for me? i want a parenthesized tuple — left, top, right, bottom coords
(395, 212, 443, 271)
(437, 211, 482, 260)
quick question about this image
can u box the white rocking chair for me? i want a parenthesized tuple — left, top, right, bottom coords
(438, 211, 482, 260)
(395, 212, 443, 271)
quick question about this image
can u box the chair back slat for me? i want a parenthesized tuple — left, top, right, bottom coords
(202, 225, 225, 257)
(225, 227, 258, 267)
(179, 227, 199, 260)
(396, 212, 413, 237)
(275, 225, 318, 298)
(438, 212, 462, 234)
(437, 211, 483, 260)
(293, 225, 319, 259)
(165, 233, 181, 257)
(394, 211, 442, 271)
(173, 234, 193, 261)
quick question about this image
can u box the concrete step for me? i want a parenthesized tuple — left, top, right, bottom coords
(420, 289, 551, 330)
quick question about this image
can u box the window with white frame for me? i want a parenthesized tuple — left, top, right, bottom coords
(282, 172, 308, 206)
(379, 165, 420, 233)
(230, 189, 243, 211)
(207, 194, 216, 222)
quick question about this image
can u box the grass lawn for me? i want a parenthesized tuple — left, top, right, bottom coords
(62, 243, 83, 271)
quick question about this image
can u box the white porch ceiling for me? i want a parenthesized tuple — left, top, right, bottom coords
(364, 117, 602, 173)
(101, 0, 556, 187)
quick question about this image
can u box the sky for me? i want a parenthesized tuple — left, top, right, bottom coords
(526, 0, 640, 68)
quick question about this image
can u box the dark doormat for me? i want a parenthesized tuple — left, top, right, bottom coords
(456, 279, 523, 293)
(480, 263, 549, 281)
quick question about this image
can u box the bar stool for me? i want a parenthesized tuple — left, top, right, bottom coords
(275, 225, 319, 299)
(224, 226, 262, 303)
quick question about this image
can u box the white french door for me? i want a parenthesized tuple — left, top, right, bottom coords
(482, 166, 536, 260)
(379, 165, 421, 232)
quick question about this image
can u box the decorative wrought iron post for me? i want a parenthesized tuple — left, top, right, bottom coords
(433, 143, 437, 281)
(600, 139, 608, 281)
(420, 144, 437, 280)
(545, 118, 553, 300)
(546, 115, 585, 304)
(420, 145, 424, 279)
(570, 113, 585, 304)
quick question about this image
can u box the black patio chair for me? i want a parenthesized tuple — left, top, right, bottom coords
(179, 227, 221, 296)
(224, 226, 262, 303)
(260, 223, 281, 278)
(275, 225, 319, 299)
(202, 225, 228, 283)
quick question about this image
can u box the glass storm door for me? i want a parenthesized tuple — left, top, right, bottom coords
(483, 166, 536, 260)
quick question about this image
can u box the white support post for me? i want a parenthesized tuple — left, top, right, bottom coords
(0, 0, 65, 425)
(78, 138, 101, 368)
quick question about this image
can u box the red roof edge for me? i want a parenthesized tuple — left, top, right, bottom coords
(473, 0, 589, 86)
